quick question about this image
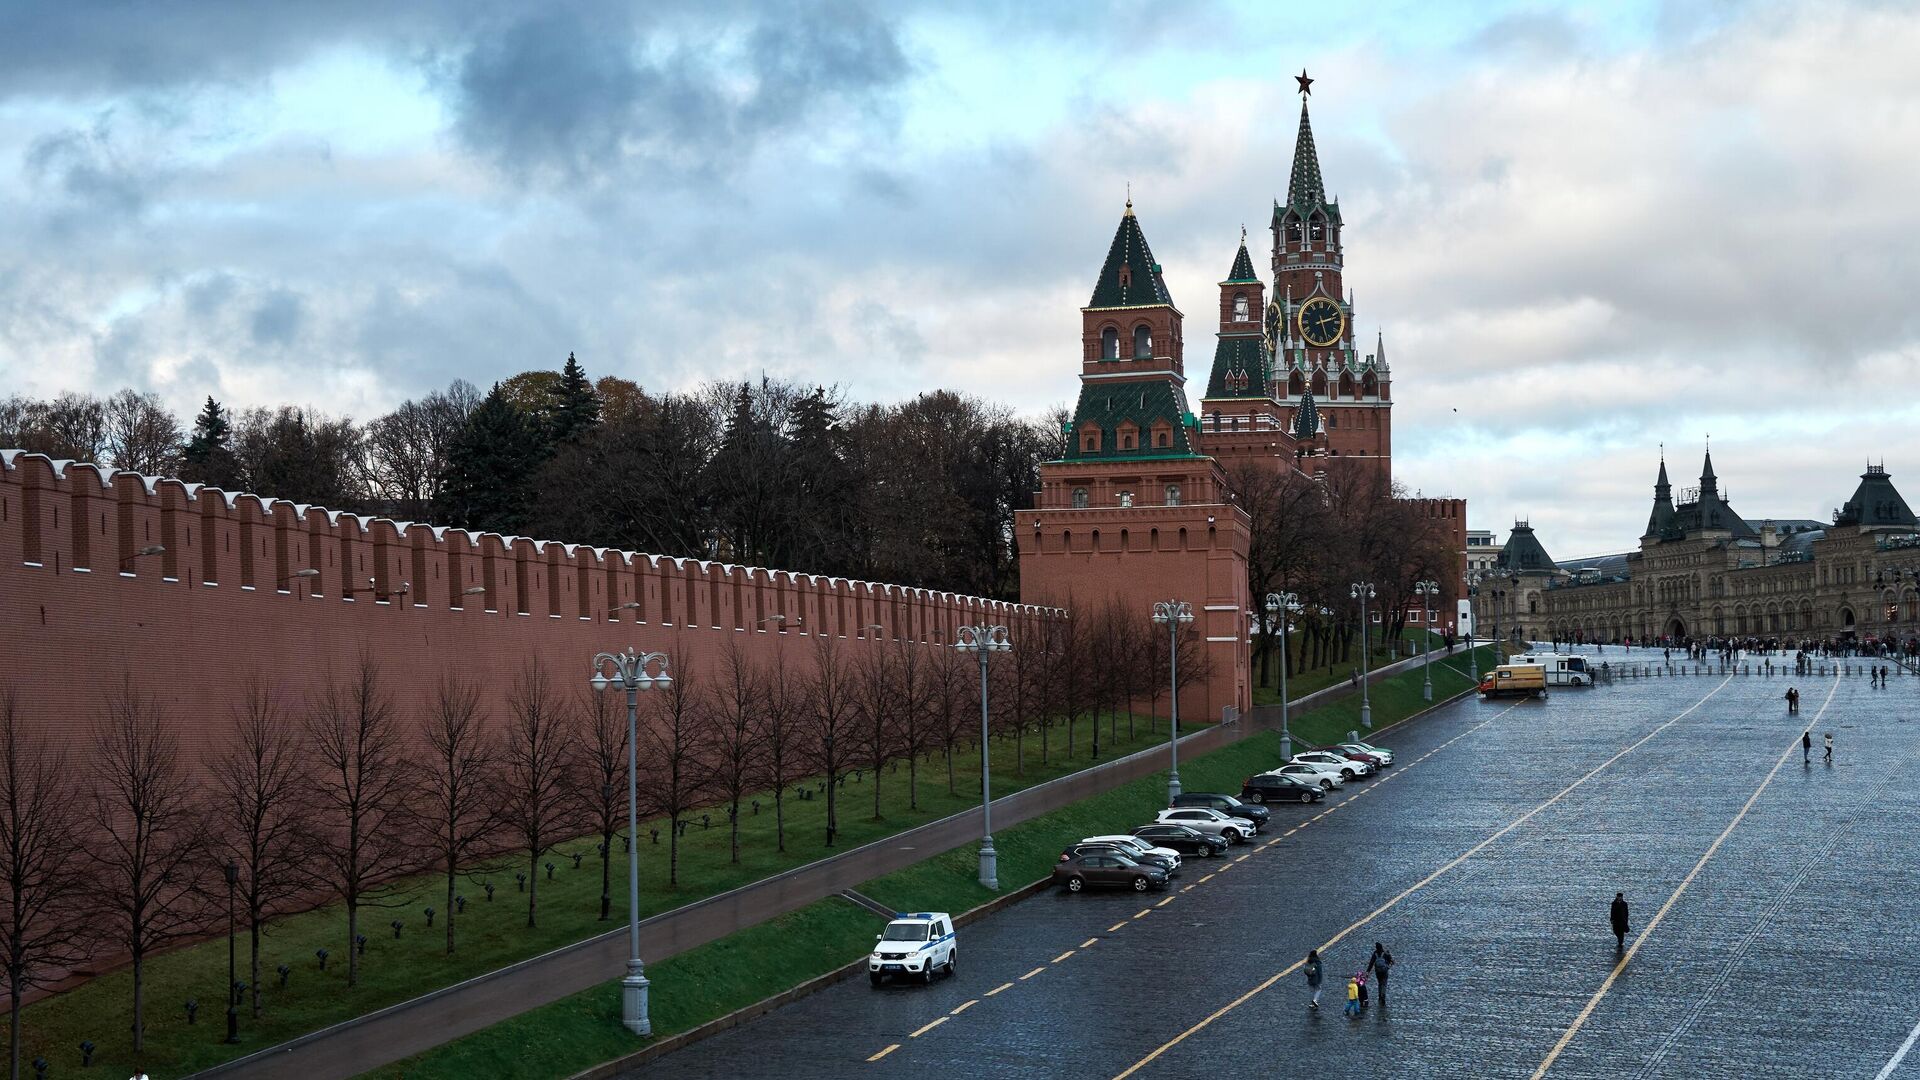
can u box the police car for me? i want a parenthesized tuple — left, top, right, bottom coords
(868, 911, 956, 986)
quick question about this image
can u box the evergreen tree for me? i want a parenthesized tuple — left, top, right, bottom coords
(437, 384, 545, 535)
(180, 396, 242, 489)
(548, 353, 601, 445)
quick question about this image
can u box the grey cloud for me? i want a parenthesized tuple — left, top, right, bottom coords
(449, 3, 909, 185)
(250, 289, 304, 346)
(23, 117, 151, 220)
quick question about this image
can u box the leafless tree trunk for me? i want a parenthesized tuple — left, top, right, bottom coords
(502, 665, 578, 929)
(575, 686, 626, 920)
(210, 679, 313, 1018)
(306, 656, 417, 988)
(0, 688, 92, 1080)
(888, 639, 931, 811)
(418, 675, 501, 952)
(931, 644, 966, 795)
(90, 678, 207, 1056)
(755, 651, 806, 853)
(803, 641, 857, 847)
(710, 639, 764, 864)
(638, 660, 709, 884)
(855, 647, 898, 821)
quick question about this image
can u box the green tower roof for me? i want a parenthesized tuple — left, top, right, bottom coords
(1087, 202, 1173, 309)
(1203, 335, 1270, 400)
(1225, 239, 1258, 284)
(1063, 379, 1203, 462)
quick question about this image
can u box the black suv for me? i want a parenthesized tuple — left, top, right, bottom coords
(1241, 772, 1325, 805)
(1169, 792, 1270, 831)
(1059, 841, 1179, 877)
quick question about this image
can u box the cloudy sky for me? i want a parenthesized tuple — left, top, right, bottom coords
(3, 0, 1918, 557)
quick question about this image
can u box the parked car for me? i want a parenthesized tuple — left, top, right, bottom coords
(1170, 792, 1271, 832)
(1333, 742, 1393, 767)
(1060, 840, 1179, 878)
(1155, 807, 1255, 843)
(1293, 750, 1370, 780)
(1082, 834, 1183, 871)
(1052, 852, 1169, 893)
(1131, 823, 1230, 858)
(868, 912, 956, 986)
(1241, 771, 1326, 805)
(1269, 761, 1345, 790)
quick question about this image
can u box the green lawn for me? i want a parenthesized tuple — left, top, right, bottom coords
(11, 714, 1187, 1079)
(374, 658, 1479, 1080)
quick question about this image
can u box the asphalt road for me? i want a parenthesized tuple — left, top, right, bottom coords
(624, 653, 1920, 1079)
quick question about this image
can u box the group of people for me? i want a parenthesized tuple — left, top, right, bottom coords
(1302, 942, 1393, 1015)
(1801, 728, 1834, 764)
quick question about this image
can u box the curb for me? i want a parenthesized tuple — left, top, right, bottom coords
(564, 878, 1052, 1080)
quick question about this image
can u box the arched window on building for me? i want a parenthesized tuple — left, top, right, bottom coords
(1165, 484, 1182, 506)
(1071, 487, 1089, 509)
(1100, 326, 1119, 359)
(1117, 491, 1133, 508)
(1133, 324, 1153, 358)
(1232, 292, 1248, 321)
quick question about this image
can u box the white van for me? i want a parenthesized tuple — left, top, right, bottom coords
(1509, 652, 1593, 687)
(868, 912, 956, 986)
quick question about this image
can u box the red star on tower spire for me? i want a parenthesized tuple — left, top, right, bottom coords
(1295, 69, 1313, 96)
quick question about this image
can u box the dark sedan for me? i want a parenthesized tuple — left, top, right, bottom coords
(1170, 791, 1272, 831)
(1131, 823, 1230, 858)
(1241, 771, 1326, 805)
(1059, 841, 1179, 877)
(1051, 853, 1169, 893)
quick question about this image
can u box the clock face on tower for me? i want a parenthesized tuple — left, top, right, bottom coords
(1297, 297, 1345, 348)
(1262, 299, 1285, 354)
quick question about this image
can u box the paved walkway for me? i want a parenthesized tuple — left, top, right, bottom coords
(191, 645, 1464, 1080)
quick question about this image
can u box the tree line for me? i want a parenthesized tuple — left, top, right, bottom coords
(0, 605, 1206, 1071)
(0, 357, 1056, 601)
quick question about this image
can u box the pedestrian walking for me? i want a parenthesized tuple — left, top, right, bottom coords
(1355, 971, 1369, 1010)
(1610, 892, 1630, 950)
(1823, 732, 1834, 765)
(1304, 949, 1323, 1010)
(1344, 974, 1362, 1017)
(1802, 729, 1812, 764)
(1368, 942, 1395, 1006)
(1785, 686, 1799, 715)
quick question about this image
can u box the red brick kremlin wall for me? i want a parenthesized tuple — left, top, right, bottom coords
(0, 450, 1058, 756)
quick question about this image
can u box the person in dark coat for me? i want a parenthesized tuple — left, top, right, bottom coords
(1304, 949, 1324, 1010)
(1610, 892, 1630, 950)
(1367, 942, 1394, 1005)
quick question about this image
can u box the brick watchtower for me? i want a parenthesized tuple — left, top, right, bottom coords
(1267, 72, 1391, 474)
(1018, 201, 1253, 721)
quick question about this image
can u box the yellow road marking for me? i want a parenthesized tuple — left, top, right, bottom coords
(1236, 854, 1251, 863)
(1283, 829, 1298, 837)
(1181, 884, 1196, 893)
(1106, 922, 1127, 933)
(951, 999, 977, 1015)
(1082, 938, 1098, 948)
(985, 981, 1013, 996)
(1155, 896, 1175, 907)
(1052, 949, 1075, 963)
(1133, 908, 1152, 918)
(1020, 966, 1047, 980)
(1530, 672, 1842, 1078)
(868, 1043, 900, 1062)
(910, 1016, 948, 1038)
(1110, 687, 1719, 1080)
(1200, 873, 1216, 882)
(1216, 862, 1233, 872)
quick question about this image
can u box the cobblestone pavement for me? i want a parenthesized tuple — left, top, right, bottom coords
(627, 654, 1920, 1079)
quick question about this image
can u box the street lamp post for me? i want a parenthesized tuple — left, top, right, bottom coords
(1151, 600, 1195, 800)
(1414, 580, 1439, 702)
(589, 648, 673, 1037)
(224, 861, 239, 1044)
(1265, 592, 1298, 761)
(1350, 582, 1376, 729)
(954, 625, 1011, 889)
(1463, 570, 1481, 682)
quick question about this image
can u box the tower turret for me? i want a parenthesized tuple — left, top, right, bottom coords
(1082, 197, 1184, 382)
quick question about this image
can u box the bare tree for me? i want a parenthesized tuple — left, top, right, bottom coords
(102, 389, 184, 476)
(709, 639, 764, 864)
(418, 675, 501, 952)
(854, 645, 899, 820)
(209, 680, 313, 1018)
(802, 641, 858, 846)
(0, 689, 92, 1080)
(930, 641, 969, 794)
(501, 664, 578, 929)
(90, 679, 206, 1056)
(574, 685, 627, 920)
(307, 657, 416, 988)
(889, 639, 934, 811)
(637, 660, 709, 886)
(754, 648, 807, 853)
(363, 381, 480, 519)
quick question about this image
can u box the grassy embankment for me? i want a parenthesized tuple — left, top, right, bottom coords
(14, 714, 1184, 1079)
(370, 647, 1497, 1080)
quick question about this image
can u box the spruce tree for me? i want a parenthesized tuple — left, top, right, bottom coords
(436, 385, 544, 535)
(548, 353, 601, 445)
(180, 396, 241, 489)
